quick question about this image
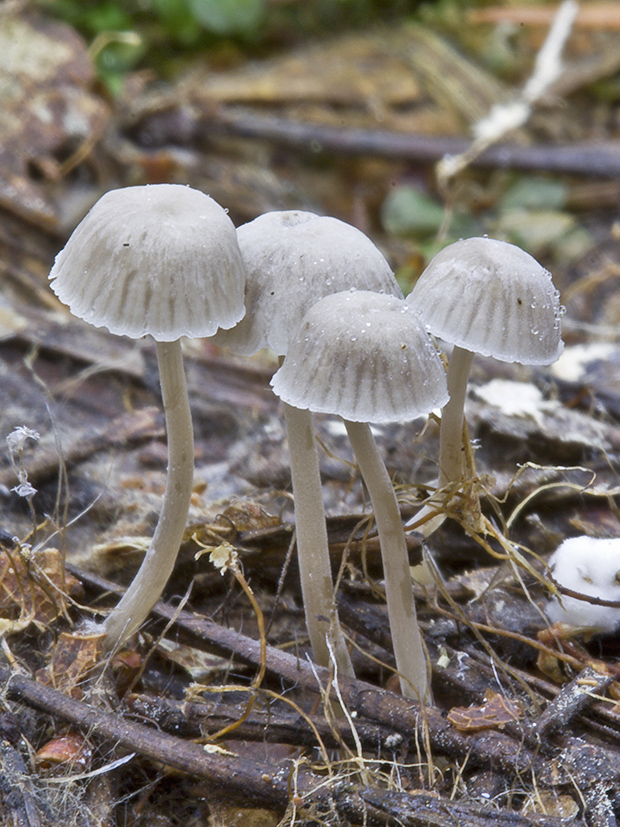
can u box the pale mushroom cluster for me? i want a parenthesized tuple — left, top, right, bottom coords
(49, 187, 570, 704)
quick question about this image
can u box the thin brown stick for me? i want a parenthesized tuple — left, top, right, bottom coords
(0, 664, 294, 808)
(209, 108, 620, 177)
(69, 564, 543, 779)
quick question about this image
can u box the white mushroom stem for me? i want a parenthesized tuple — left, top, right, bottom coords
(282, 402, 355, 678)
(438, 346, 475, 487)
(344, 419, 430, 703)
(103, 340, 194, 650)
(406, 346, 475, 543)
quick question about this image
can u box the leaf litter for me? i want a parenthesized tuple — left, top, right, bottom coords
(3, 3, 620, 825)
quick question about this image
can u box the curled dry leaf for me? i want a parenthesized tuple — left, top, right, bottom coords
(36, 631, 107, 699)
(536, 625, 620, 683)
(157, 638, 229, 682)
(190, 500, 281, 549)
(216, 500, 281, 533)
(111, 649, 143, 697)
(521, 790, 579, 820)
(0, 546, 81, 633)
(447, 690, 523, 732)
(35, 731, 92, 773)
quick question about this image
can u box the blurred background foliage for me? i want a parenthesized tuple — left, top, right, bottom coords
(41, 0, 426, 93)
(34, 0, 600, 272)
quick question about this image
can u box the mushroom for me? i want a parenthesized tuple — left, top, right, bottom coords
(49, 183, 246, 649)
(212, 210, 402, 678)
(213, 210, 401, 356)
(546, 536, 620, 633)
(406, 237, 563, 531)
(272, 290, 448, 701)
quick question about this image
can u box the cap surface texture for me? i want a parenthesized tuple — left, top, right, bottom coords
(271, 290, 449, 422)
(49, 184, 246, 341)
(213, 210, 402, 356)
(407, 236, 564, 365)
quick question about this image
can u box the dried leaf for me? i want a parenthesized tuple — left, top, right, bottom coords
(448, 691, 522, 732)
(521, 790, 579, 820)
(157, 638, 229, 681)
(36, 731, 92, 772)
(0, 11, 109, 229)
(217, 500, 281, 533)
(536, 626, 620, 684)
(190, 33, 422, 108)
(111, 649, 143, 697)
(0, 546, 81, 632)
(37, 631, 106, 699)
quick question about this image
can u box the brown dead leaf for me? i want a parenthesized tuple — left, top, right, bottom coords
(188, 32, 422, 108)
(179, 24, 506, 137)
(536, 647, 569, 685)
(37, 631, 106, 699)
(0, 545, 81, 633)
(536, 625, 620, 683)
(217, 501, 281, 533)
(157, 638, 230, 681)
(521, 790, 579, 820)
(190, 500, 281, 549)
(448, 690, 523, 732)
(0, 11, 109, 230)
(111, 649, 143, 697)
(35, 731, 92, 773)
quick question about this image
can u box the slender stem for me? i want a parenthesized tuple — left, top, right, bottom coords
(405, 347, 475, 543)
(103, 339, 194, 649)
(438, 346, 474, 487)
(344, 420, 430, 703)
(282, 402, 355, 678)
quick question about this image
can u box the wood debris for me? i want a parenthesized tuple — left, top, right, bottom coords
(1, 3, 620, 825)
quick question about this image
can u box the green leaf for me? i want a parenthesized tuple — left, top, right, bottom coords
(499, 176, 568, 213)
(188, 0, 265, 36)
(151, 0, 203, 43)
(381, 185, 445, 238)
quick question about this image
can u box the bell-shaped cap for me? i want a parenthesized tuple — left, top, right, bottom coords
(271, 290, 449, 423)
(407, 237, 564, 365)
(212, 210, 402, 356)
(49, 184, 246, 341)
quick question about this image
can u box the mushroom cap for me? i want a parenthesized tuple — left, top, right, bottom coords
(49, 184, 246, 341)
(212, 210, 402, 356)
(407, 237, 564, 365)
(546, 536, 620, 632)
(270, 290, 449, 422)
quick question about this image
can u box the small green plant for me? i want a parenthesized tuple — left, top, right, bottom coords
(44, 0, 417, 92)
(42, 0, 267, 92)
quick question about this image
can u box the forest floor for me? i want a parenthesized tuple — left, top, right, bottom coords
(3, 3, 620, 825)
